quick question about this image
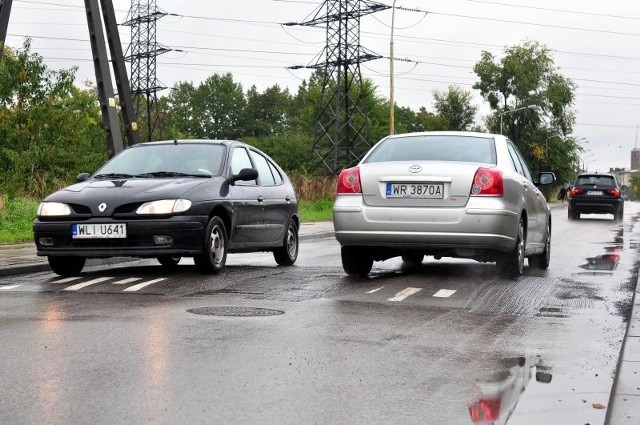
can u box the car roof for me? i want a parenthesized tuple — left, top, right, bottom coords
(135, 139, 238, 147)
(385, 131, 499, 139)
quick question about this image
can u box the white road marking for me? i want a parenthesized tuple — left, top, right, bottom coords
(366, 286, 384, 294)
(112, 277, 143, 285)
(63, 277, 113, 291)
(433, 289, 457, 298)
(54, 277, 83, 284)
(0, 285, 22, 290)
(123, 278, 166, 292)
(387, 287, 422, 302)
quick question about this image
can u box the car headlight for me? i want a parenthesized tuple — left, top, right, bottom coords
(136, 199, 192, 215)
(37, 202, 72, 217)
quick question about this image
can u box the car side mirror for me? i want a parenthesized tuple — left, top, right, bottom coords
(230, 168, 258, 184)
(77, 173, 91, 182)
(538, 172, 556, 186)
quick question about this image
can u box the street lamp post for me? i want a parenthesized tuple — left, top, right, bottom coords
(389, 0, 397, 135)
(499, 104, 537, 134)
(581, 153, 595, 172)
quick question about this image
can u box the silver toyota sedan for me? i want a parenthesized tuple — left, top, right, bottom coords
(332, 131, 556, 278)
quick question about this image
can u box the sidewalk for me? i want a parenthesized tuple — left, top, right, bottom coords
(0, 219, 638, 423)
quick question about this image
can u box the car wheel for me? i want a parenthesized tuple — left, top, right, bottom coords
(568, 207, 580, 220)
(157, 256, 181, 268)
(194, 216, 227, 274)
(341, 246, 373, 276)
(498, 218, 525, 278)
(274, 220, 299, 266)
(530, 221, 551, 269)
(614, 208, 623, 222)
(401, 253, 424, 266)
(48, 256, 86, 276)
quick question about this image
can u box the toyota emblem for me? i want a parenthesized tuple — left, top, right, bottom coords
(409, 165, 423, 173)
(98, 203, 107, 212)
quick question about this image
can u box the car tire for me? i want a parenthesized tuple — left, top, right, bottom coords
(48, 256, 86, 276)
(614, 208, 623, 222)
(401, 253, 424, 266)
(568, 207, 580, 220)
(341, 246, 373, 276)
(273, 220, 299, 266)
(157, 256, 181, 268)
(530, 221, 551, 269)
(194, 216, 227, 274)
(498, 218, 525, 278)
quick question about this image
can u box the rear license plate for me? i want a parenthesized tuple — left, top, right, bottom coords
(587, 190, 603, 196)
(386, 183, 444, 199)
(72, 223, 127, 239)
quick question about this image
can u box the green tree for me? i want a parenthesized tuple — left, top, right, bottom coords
(432, 85, 478, 131)
(0, 41, 107, 199)
(473, 40, 576, 144)
(473, 40, 578, 179)
(244, 84, 294, 137)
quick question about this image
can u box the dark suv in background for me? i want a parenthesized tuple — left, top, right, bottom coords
(568, 173, 624, 221)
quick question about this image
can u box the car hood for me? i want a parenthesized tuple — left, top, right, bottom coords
(44, 177, 211, 208)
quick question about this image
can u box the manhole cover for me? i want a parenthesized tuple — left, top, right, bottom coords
(187, 306, 284, 317)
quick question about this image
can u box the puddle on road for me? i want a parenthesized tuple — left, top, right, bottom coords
(468, 356, 553, 424)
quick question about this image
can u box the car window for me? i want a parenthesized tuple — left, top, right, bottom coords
(268, 161, 284, 185)
(231, 147, 256, 186)
(507, 142, 533, 182)
(364, 135, 496, 164)
(250, 150, 277, 186)
(576, 175, 616, 187)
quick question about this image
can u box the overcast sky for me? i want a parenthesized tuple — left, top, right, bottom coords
(5, 0, 640, 173)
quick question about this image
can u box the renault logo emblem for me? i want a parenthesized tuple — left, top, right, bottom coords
(409, 165, 423, 173)
(98, 203, 107, 212)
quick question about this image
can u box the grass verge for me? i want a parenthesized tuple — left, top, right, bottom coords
(0, 198, 39, 244)
(298, 199, 333, 222)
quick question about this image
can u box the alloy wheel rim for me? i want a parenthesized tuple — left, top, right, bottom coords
(210, 226, 225, 264)
(286, 227, 297, 258)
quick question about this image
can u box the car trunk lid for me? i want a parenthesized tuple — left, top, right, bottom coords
(360, 161, 486, 208)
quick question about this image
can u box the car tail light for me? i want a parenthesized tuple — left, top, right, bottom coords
(469, 398, 501, 422)
(470, 168, 503, 196)
(336, 167, 362, 194)
(606, 188, 620, 197)
(571, 187, 584, 197)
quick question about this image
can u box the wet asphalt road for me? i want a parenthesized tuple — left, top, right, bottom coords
(0, 203, 638, 425)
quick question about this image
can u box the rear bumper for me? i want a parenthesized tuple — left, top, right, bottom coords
(570, 198, 623, 215)
(333, 196, 519, 252)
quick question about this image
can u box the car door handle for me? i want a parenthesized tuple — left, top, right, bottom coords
(257, 195, 264, 203)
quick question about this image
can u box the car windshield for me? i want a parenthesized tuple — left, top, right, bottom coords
(363, 135, 497, 164)
(576, 175, 616, 186)
(94, 143, 226, 178)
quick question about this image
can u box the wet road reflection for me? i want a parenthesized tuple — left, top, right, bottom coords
(468, 357, 553, 424)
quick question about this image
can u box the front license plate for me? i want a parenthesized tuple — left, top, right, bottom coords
(587, 190, 603, 196)
(72, 223, 127, 239)
(386, 183, 444, 199)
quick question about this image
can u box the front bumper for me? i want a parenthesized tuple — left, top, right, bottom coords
(33, 216, 208, 258)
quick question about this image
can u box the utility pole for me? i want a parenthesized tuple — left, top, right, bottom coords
(1, 0, 138, 156)
(286, 0, 389, 175)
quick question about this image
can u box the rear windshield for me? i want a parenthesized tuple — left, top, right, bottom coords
(363, 135, 496, 164)
(576, 175, 616, 187)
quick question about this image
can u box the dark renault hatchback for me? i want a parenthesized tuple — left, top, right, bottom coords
(568, 172, 623, 221)
(33, 140, 299, 276)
